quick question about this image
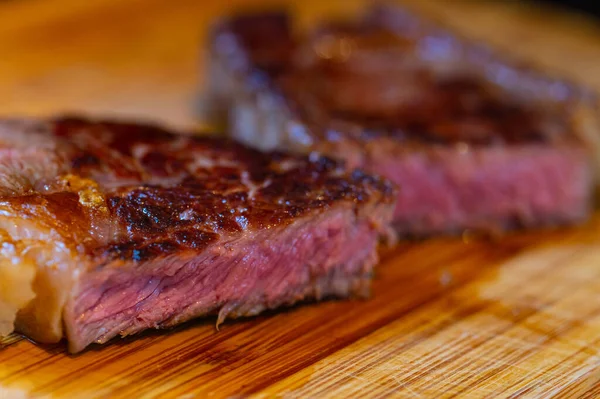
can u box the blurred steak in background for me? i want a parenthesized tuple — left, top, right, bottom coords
(204, 4, 599, 237)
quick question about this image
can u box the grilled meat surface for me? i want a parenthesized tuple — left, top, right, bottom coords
(205, 5, 597, 235)
(0, 117, 395, 352)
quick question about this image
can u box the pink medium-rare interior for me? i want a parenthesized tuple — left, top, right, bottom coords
(369, 145, 592, 235)
(226, 88, 592, 234)
(64, 206, 384, 353)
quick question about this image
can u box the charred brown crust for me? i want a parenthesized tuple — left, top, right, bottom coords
(1, 117, 395, 264)
(209, 5, 598, 149)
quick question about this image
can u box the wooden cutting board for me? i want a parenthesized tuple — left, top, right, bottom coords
(1, 0, 600, 397)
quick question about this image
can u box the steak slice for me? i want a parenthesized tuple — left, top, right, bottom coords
(204, 5, 599, 236)
(0, 117, 395, 353)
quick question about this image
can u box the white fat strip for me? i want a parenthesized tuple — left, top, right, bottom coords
(0, 242, 36, 337)
(240, 171, 272, 199)
(131, 143, 152, 160)
(275, 158, 302, 172)
(188, 155, 239, 172)
(96, 173, 187, 190)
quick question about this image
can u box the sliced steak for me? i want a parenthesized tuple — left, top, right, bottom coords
(205, 6, 598, 235)
(0, 117, 395, 353)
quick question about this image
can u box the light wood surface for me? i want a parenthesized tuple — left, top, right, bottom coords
(1, 0, 600, 398)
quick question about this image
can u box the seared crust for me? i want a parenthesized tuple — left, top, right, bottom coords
(0, 117, 395, 346)
(208, 5, 599, 156)
(1, 117, 395, 265)
(204, 5, 596, 240)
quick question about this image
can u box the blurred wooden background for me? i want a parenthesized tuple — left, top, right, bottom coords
(539, 0, 600, 17)
(1, 0, 600, 129)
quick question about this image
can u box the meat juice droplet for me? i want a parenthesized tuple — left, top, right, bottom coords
(235, 215, 249, 230)
(179, 209, 195, 221)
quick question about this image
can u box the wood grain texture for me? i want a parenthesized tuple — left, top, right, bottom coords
(1, 0, 600, 398)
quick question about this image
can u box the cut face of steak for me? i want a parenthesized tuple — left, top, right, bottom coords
(0, 117, 395, 353)
(205, 5, 598, 235)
